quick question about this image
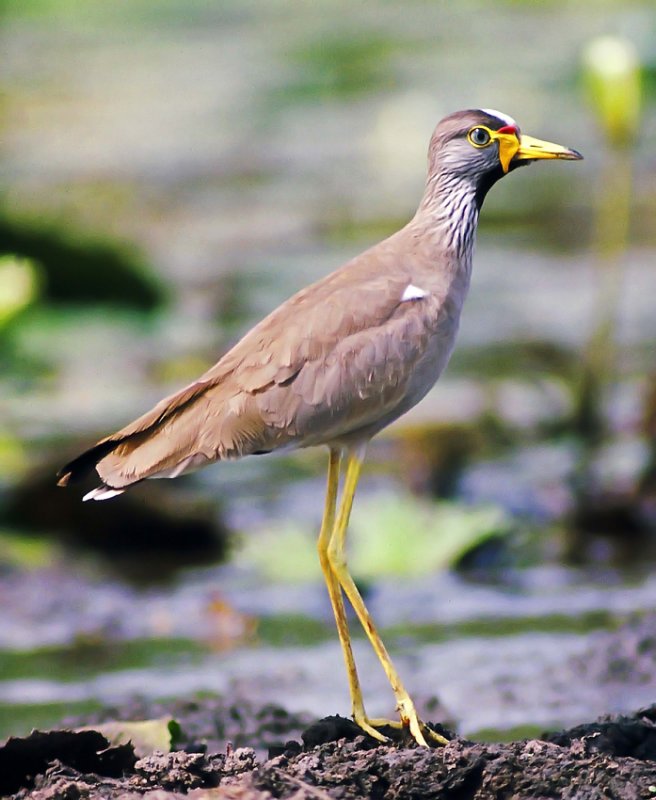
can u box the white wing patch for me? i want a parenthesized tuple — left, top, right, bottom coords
(401, 283, 428, 302)
(481, 108, 517, 128)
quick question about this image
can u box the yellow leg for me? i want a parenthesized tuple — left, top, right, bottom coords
(317, 448, 388, 743)
(327, 448, 448, 747)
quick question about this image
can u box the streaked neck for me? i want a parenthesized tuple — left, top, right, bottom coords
(415, 172, 480, 266)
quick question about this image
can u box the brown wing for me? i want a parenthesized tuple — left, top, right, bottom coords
(254, 291, 444, 445)
(57, 240, 437, 490)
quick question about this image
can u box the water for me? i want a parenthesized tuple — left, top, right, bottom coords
(2, 556, 655, 739)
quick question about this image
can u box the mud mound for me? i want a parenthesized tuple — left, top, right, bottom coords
(5, 702, 656, 799)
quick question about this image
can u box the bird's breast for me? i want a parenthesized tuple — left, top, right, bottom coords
(393, 267, 471, 411)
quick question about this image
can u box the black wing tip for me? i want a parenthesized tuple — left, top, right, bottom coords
(56, 440, 118, 487)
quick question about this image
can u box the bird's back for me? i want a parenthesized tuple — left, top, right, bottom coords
(58, 221, 468, 492)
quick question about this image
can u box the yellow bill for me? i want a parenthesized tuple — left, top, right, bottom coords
(492, 130, 582, 173)
(515, 134, 583, 164)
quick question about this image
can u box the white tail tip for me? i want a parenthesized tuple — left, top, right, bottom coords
(83, 486, 125, 502)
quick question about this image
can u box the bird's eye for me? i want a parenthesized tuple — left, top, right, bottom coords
(468, 127, 491, 147)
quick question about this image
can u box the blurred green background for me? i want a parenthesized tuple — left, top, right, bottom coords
(0, 0, 655, 743)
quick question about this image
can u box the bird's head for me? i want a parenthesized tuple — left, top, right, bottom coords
(426, 108, 582, 210)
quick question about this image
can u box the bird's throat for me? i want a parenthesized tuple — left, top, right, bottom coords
(474, 164, 506, 211)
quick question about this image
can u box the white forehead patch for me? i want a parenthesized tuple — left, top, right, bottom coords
(401, 284, 428, 302)
(481, 108, 517, 127)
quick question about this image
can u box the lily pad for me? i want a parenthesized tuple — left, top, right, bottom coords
(78, 717, 182, 758)
(0, 255, 41, 328)
(240, 494, 511, 581)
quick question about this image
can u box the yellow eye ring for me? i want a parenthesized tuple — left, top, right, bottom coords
(468, 126, 493, 148)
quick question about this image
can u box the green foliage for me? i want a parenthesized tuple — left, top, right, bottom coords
(582, 36, 642, 147)
(256, 614, 332, 647)
(0, 638, 206, 684)
(385, 609, 616, 645)
(0, 216, 165, 311)
(349, 496, 510, 578)
(0, 700, 103, 741)
(0, 434, 28, 482)
(0, 255, 41, 329)
(239, 495, 510, 582)
(0, 530, 56, 569)
(238, 524, 320, 583)
(78, 716, 182, 757)
(277, 34, 401, 103)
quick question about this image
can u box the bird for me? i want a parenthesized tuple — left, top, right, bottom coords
(57, 108, 582, 747)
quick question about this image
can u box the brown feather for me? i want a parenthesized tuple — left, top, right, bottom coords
(58, 234, 454, 490)
(58, 109, 502, 492)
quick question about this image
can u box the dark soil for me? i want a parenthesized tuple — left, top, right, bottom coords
(4, 699, 656, 799)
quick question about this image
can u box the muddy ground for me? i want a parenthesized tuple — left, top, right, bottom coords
(4, 698, 656, 800)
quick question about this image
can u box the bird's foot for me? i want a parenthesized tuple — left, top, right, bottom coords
(354, 698, 449, 747)
(360, 715, 448, 747)
(396, 696, 450, 747)
(352, 708, 390, 743)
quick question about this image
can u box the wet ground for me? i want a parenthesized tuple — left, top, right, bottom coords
(4, 699, 656, 798)
(3, 555, 656, 744)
